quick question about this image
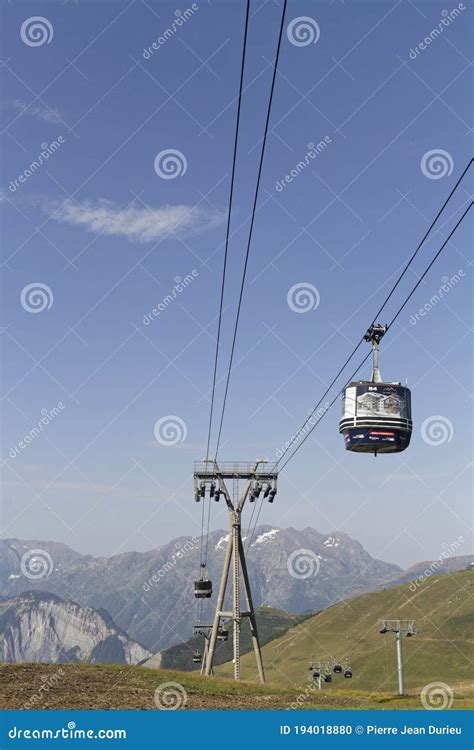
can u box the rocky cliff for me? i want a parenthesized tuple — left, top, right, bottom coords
(0, 591, 151, 664)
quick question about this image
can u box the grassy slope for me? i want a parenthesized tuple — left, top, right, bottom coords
(1, 571, 471, 711)
(160, 607, 308, 671)
(3, 663, 471, 710)
(216, 570, 474, 695)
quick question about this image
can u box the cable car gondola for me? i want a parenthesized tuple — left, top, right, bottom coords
(194, 578, 212, 598)
(193, 650, 202, 664)
(339, 324, 412, 455)
(333, 663, 342, 674)
(344, 668, 353, 679)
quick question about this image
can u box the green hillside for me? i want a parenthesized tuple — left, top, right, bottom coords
(159, 606, 308, 671)
(216, 570, 474, 695)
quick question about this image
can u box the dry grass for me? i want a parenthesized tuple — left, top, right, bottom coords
(2, 663, 472, 711)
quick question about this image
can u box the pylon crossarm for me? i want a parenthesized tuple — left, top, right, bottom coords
(219, 476, 234, 510)
(237, 460, 263, 511)
(237, 479, 253, 512)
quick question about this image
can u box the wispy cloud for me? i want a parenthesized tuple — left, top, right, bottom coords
(46, 198, 226, 243)
(11, 99, 64, 124)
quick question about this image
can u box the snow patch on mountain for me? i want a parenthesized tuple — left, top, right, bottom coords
(215, 533, 247, 550)
(253, 529, 280, 545)
(215, 534, 229, 550)
(324, 536, 340, 548)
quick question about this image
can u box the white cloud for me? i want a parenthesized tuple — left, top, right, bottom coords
(12, 99, 63, 124)
(47, 198, 225, 244)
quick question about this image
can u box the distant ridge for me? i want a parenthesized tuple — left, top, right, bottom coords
(1, 530, 470, 652)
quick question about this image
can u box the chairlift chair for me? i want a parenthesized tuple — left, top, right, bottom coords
(217, 626, 228, 642)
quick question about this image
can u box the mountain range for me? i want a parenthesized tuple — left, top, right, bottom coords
(1, 528, 471, 655)
(0, 527, 400, 652)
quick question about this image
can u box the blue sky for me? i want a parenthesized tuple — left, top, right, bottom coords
(1, 0, 472, 567)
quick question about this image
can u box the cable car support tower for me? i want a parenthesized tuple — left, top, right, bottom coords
(193, 460, 278, 682)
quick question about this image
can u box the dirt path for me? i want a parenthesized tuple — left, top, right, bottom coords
(1, 664, 470, 711)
